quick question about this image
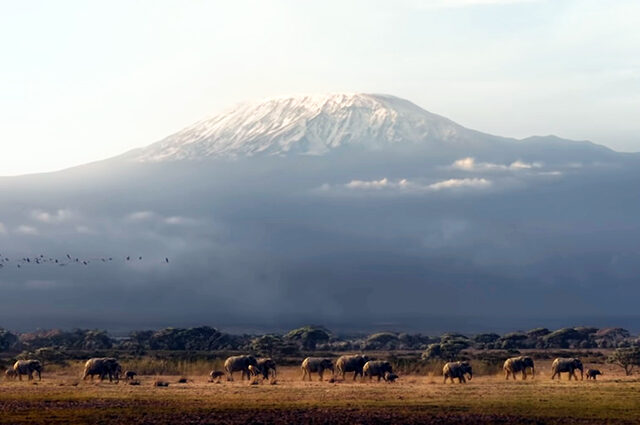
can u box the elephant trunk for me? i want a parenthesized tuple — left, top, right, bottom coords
(531, 366, 535, 379)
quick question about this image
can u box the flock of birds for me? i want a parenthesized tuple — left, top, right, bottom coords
(0, 253, 170, 270)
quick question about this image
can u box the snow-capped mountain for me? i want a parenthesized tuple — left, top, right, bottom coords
(128, 93, 474, 162)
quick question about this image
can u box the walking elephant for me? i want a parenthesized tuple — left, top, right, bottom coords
(255, 358, 277, 380)
(224, 355, 258, 381)
(503, 356, 535, 380)
(586, 369, 602, 380)
(301, 357, 334, 381)
(363, 360, 393, 381)
(336, 355, 369, 381)
(443, 361, 472, 383)
(13, 360, 42, 381)
(82, 357, 122, 382)
(123, 370, 137, 381)
(551, 358, 583, 380)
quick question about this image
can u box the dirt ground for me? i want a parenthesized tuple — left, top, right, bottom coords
(1, 363, 639, 425)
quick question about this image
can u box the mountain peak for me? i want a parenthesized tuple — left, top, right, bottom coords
(129, 93, 467, 162)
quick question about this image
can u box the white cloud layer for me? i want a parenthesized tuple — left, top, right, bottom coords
(341, 177, 492, 192)
(452, 157, 542, 171)
(31, 208, 74, 223)
(428, 177, 492, 190)
(126, 211, 156, 221)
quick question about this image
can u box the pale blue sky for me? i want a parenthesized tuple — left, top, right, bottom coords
(1, 0, 638, 175)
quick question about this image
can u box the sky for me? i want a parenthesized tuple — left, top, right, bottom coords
(0, 0, 639, 176)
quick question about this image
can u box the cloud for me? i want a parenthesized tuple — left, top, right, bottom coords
(451, 157, 542, 171)
(345, 178, 409, 190)
(164, 216, 198, 226)
(126, 211, 156, 221)
(31, 208, 74, 223)
(15, 225, 39, 235)
(428, 178, 492, 190)
(0, 222, 6, 234)
(340, 177, 492, 192)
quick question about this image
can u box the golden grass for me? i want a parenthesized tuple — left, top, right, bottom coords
(0, 361, 637, 424)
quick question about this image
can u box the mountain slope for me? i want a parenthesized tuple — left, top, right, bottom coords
(127, 93, 483, 162)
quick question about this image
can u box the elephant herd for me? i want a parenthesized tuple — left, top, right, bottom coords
(2, 355, 602, 384)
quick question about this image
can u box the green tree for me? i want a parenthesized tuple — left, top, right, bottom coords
(422, 335, 470, 361)
(607, 347, 640, 376)
(0, 328, 19, 351)
(250, 334, 299, 357)
(284, 326, 330, 350)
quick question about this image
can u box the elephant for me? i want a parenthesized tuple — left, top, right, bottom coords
(363, 360, 393, 381)
(255, 358, 277, 380)
(224, 355, 258, 381)
(551, 358, 583, 381)
(443, 361, 472, 383)
(503, 356, 535, 380)
(586, 369, 602, 380)
(336, 355, 369, 381)
(5, 368, 18, 380)
(384, 372, 399, 382)
(301, 357, 334, 381)
(123, 370, 137, 381)
(82, 357, 122, 382)
(209, 370, 225, 382)
(13, 360, 42, 381)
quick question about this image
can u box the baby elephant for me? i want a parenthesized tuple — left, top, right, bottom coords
(5, 368, 18, 380)
(586, 369, 602, 380)
(124, 370, 137, 381)
(209, 370, 225, 382)
(384, 372, 399, 382)
(363, 361, 393, 382)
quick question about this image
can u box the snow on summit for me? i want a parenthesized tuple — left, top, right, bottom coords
(130, 93, 468, 162)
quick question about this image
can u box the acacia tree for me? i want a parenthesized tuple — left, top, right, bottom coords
(607, 347, 640, 376)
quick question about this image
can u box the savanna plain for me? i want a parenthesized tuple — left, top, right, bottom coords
(1, 358, 639, 425)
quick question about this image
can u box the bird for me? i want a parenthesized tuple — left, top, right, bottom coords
(165, 257, 169, 263)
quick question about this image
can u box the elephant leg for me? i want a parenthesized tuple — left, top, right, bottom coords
(318, 370, 322, 381)
(460, 375, 466, 383)
(522, 370, 527, 380)
(443, 375, 448, 384)
(18, 373, 22, 382)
